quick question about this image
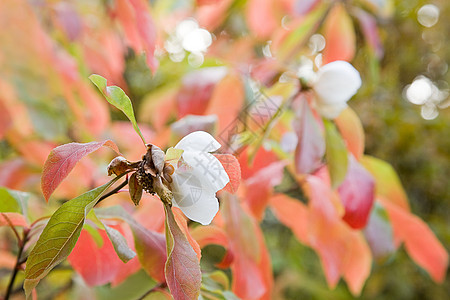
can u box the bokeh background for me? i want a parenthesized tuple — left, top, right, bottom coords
(0, 0, 448, 299)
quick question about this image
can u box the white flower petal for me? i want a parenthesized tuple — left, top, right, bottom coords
(170, 169, 219, 225)
(182, 150, 229, 192)
(313, 60, 362, 105)
(316, 102, 348, 119)
(175, 131, 222, 152)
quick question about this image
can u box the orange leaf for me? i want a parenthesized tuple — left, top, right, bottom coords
(269, 194, 308, 243)
(206, 74, 245, 134)
(380, 198, 449, 283)
(214, 154, 241, 193)
(322, 3, 356, 64)
(305, 175, 372, 294)
(334, 107, 365, 160)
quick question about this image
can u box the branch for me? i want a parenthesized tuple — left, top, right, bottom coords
(136, 282, 167, 300)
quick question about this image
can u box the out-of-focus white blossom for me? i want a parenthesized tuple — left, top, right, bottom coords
(311, 60, 362, 119)
(169, 131, 229, 225)
(164, 19, 212, 66)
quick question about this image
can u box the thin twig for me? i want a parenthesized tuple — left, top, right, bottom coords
(96, 178, 129, 205)
(136, 282, 166, 300)
(1, 213, 23, 246)
(4, 229, 28, 300)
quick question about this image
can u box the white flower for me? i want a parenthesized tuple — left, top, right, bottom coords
(169, 131, 229, 225)
(312, 60, 362, 119)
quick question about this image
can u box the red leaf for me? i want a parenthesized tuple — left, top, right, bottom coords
(322, 3, 356, 64)
(238, 147, 279, 180)
(337, 156, 375, 229)
(214, 154, 241, 193)
(245, 161, 286, 220)
(334, 107, 365, 160)
(190, 225, 233, 268)
(164, 205, 202, 300)
(380, 198, 449, 283)
(114, 0, 158, 72)
(222, 194, 272, 299)
(41, 140, 120, 201)
(0, 212, 28, 228)
(68, 229, 123, 286)
(177, 67, 227, 118)
(294, 97, 325, 174)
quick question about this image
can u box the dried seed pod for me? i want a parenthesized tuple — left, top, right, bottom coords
(128, 172, 143, 206)
(107, 156, 130, 176)
(151, 144, 165, 175)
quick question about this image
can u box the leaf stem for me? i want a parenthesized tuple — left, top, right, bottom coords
(136, 282, 166, 300)
(4, 229, 28, 300)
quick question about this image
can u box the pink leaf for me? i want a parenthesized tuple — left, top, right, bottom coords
(0, 212, 28, 228)
(164, 205, 202, 300)
(41, 140, 120, 201)
(338, 155, 375, 229)
(214, 154, 241, 193)
(294, 98, 325, 174)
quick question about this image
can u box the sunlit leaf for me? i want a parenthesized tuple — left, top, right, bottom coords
(41, 140, 120, 201)
(89, 74, 146, 144)
(324, 119, 348, 188)
(0, 187, 29, 213)
(24, 176, 121, 297)
(164, 204, 202, 300)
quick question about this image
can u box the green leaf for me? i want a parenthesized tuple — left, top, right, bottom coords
(103, 224, 136, 263)
(324, 119, 348, 188)
(23, 176, 121, 298)
(0, 187, 29, 214)
(89, 74, 146, 144)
